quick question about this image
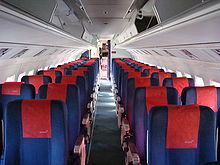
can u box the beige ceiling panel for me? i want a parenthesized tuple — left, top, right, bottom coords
(81, 0, 132, 5)
(83, 5, 129, 18)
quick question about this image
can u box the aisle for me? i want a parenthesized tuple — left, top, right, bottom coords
(88, 80, 125, 165)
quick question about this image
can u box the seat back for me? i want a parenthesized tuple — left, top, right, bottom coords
(37, 70, 62, 83)
(182, 86, 220, 113)
(58, 75, 87, 117)
(133, 87, 178, 163)
(163, 77, 194, 103)
(21, 75, 51, 96)
(0, 82, 35, 110)
(50, 67, 69, 75)
(66, 70, 90, 101)
(143, 68, 164, 77)
(181, 86, 220, 159)
(151, 72, 177, 86)
(4, 100, 68, 165)
(126, 77, 159, 124)
(121, 71, 142, 106)
(39, 84, 81, 150)
(148, 105, 216, 165)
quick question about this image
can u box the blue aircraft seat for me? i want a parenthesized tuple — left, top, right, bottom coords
(148, 105, 216, 165)
(3, 100, 68, 165)
(151, 72, 177, 86)
(37, 70, 62, 83)
(21, 75, 51, 98)
(163, 77, 194, 104)
(126, 87, 178, 164)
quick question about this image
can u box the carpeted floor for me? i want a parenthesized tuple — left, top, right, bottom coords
(88, 80, 125, 165)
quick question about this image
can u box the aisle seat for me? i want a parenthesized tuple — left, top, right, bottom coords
(58, 75, 88, 117)
(125, 87, 178, 164)
(181, 86, 220, 160)
(3, 100, 70, 165)
(126, 78, 159, 127)
(148, 105, 216, 165)
(38, 84, 87, 153)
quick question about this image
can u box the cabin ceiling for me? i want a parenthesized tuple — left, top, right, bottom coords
(81, 0, 135, 39)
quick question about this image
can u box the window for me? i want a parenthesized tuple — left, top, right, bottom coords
(210, 80, 220, 87)
(28, 70, 34, 75)
(6, 75, 15, 82)
(183, 73, 192, 78)
(161, 67, 167, 72)
(167, 69, 174, 72)
(17, 72, 26, 82)
(44, 66, 49, 70)
(195, 76, 204, 86)
(176, 71, 183, 77)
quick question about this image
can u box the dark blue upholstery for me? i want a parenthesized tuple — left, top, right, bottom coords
(142, 68, 164, 76)
(37, 70, 62, 83)
(148, 105, 216, 165)
(39, 84, 81, 151)
(50, 67, 69, 75)
(181, 86, 220, 160)
(126, 78, 159, 124)
(151, 72, 177, 83)
(132, 87, 178, 164)
(163, 77, 194, 104)
(57, 76, 88, 116)
(65, 71, 90, 104)
(182, 87, 220, 108)
(163, 78, 194, 87)
(3, 100, 68, 165)
(0, 84, 35, 112)
(0, 104, 3, 156)
(21, 76, 52, 98)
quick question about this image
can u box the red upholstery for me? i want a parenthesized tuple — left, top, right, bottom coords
(22, 100, 51, 138)
(2, 82, 24, 95)
(141, 66, 152, 71)
(128, 72, 141, 78)
(196, 86, 217, 112)
(29, 75, 44, 94)
(173, 77, 189, 96)
(146, 87, 167, 112)
(149, 68, 160, 75)
(134, 77, 151, 88)
(166, 105, 200, 148)
(54, 68, 64, 75)
(71, 70, 85, 76)
(158, 72, 171, 86)
(47, 84, 67, 102)
(77, 67, 88, 71)
(61, 75, 77, 84)
(43, 70, 56, 83)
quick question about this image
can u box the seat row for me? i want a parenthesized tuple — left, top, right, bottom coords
(112, 58, 220, 165)
(0, 57, 100, 165)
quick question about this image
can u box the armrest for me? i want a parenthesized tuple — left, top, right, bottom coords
(127, 142, 140, 165)
(122, 118, 130, 132)
(82, 113, 90, 125)
(87, 101, 94, 112)
(116, 96, 120, 102)
(73, 135, 85, 154)
(119, 107, 124, 113)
